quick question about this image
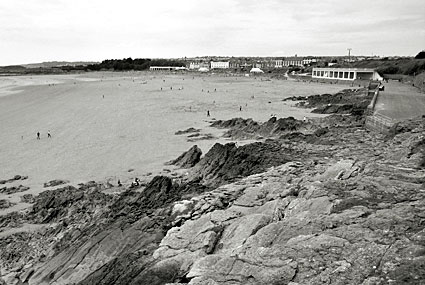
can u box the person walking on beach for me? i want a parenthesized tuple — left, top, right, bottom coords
(207, 110, 210, 117)
(37, 132, 40, 140)
(47, 131, 51, 138)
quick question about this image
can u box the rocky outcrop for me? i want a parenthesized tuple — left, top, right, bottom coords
(151, 127, 425, 284)
(187, 133, 215, 142)
(1, 111, 425, 284)
(151, 116, 425, 284)
(43, 179, 69, 188)
(0, 185, 30, 195)
(0, 175, 28, 185)
(191, 140, 292, 186)
(20, 194, 35, 204)
(175, 128, 200, 135)
(210, 114, 365, 142)
(167, 145, 202, 168)
(0, 199, 15, 209)
(28, 186, 113, 225)
(284, 88, 372, 116)
(211, 116, 308, 139)
(175, 127, 215, 142)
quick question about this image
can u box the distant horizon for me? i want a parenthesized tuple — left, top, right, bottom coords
(2, 47, 423, 68)
(3, 53, 421, 67)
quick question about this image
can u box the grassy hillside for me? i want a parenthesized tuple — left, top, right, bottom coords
(338, 58, 425, 76)
(413, 72, 425, 92)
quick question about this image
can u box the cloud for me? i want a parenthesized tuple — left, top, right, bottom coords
(0, 0, 424, 65)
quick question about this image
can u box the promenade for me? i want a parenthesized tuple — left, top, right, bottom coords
(374, 80, 425, 121)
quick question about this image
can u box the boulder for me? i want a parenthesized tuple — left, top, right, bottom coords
(167, 145, 202, 168)
(0, 199, 14, 209)
(0, 185, 30, 195)
(43, 179, 70, 188)
(175, 128, 200, 135)
(192, 141, 290, 186)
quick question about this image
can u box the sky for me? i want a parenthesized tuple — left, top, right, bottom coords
(0, 0, 424, 65)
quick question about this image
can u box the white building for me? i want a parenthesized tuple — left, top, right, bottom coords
(149, 66, 186, 71)
(312, 68, 383, 81)
(149, 66, 175, 71)
(210, 61, 230, 69)
(275, 57, 316, 68)
(189, 62, 200, 69)
(189, 62, 209, 70)
(275, 59, 283, 68)
(282, 57, 304, 67)
(302, 58, 317, 65)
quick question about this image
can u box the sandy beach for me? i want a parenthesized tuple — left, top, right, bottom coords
(0, 72, 345, 214)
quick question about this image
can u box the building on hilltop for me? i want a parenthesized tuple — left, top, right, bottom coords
(275, 59, 283, 68)
(188, 61, 209, 70)
(312, 67, 383, 81)
(229, 61, 240, 69)
(302, 58, 317, 65)
(189, 62, 200, 69)
(210, 61, 230, 69)
(282, 56, 304, 67)
(275, 56, 317, 68)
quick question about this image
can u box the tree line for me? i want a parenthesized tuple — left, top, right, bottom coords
(85, 58, 186, 71)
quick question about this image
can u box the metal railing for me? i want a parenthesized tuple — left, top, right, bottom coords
(373, 113, 394, 126)
(364, 83, 398, 134)
(365, 112, 396, 134)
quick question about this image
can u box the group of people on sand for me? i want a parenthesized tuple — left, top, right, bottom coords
(116, 177, 140, 188)
(206, 104, 246, 117)
(36, 131, 51, 140)
(160, 86, 184, 91)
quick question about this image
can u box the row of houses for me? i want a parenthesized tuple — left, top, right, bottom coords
(187, 56, 318, 70)
(150, 55, 393, 72)
(189, 61, 270, 70)
(275, 57, 317, 68)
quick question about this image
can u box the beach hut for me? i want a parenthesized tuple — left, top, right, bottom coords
(250, 67, 264, 73)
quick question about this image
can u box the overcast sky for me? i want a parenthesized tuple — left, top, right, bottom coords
(0, 0, 424, 65)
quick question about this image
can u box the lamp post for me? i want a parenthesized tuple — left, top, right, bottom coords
(348, 48, 352, 64)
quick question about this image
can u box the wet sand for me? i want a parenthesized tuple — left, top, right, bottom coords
(0, 72, 346, 214)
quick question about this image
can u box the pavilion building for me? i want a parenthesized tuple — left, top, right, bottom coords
(312, 68, 383, 81)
